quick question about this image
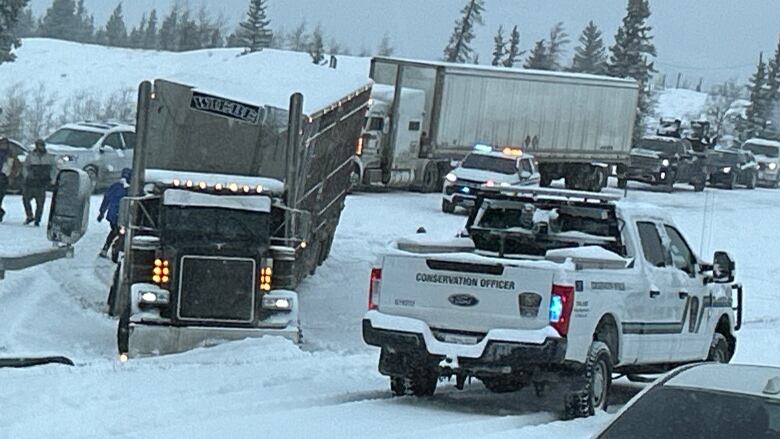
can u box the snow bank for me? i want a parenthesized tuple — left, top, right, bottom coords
(1, 39, 372, 123)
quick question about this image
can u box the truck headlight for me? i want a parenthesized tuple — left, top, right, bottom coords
(139, 289, 170, 305)
(262, 296, 292, 311)
(769, 163, 778, 171)
(445, 172, 457, 183)
(722, 167, 732, 174)
(661, 159, 670, 167)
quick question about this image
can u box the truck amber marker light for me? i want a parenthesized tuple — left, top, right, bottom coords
(153, 259, 170, 284)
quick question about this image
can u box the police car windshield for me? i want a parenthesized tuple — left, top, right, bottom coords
(743, 143, 780, 158)
(598, 386, 780, 439)
(46, 129, 103, 149)
(636, 139, 678, 155)
(461, 154, 517, 175)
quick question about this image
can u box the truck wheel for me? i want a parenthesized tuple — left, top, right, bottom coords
(117, 305, 130, 356)
(747, 172, 757, 189)
(663, 171, 676, 193)
(707, 333, 730, 363)
(564, 341, 612, 419)
(420, 163, 440, 193)
(617, 177, 628, 189)
(441, 199, 455, 214)
(539, 170, 552, 187)
(107, 265, 121, 316)
(589, 168, 606, 193)
(390, 371, 438, 397)
(693, 178, 706, 192)
(726, 173, 737, 190)
(481, 376, 524, 394)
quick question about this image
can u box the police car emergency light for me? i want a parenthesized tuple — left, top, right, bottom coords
(472, 143, 523, 157)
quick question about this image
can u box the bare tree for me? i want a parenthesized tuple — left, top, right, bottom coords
(707, 79, 745, 137)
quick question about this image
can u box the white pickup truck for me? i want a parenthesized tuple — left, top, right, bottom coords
(362, 187, 742, 418)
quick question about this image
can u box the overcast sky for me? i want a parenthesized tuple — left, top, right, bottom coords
(29, 0, 780, 87)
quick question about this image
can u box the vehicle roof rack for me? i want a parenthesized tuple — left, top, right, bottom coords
(480, 186, 621, 204)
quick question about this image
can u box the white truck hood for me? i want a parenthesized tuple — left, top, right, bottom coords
(453, 167, 517, 184)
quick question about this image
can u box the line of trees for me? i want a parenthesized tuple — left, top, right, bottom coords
(737, 38, 780, 140)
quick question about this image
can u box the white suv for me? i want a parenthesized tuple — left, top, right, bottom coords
(44, 121, 136, 189)
(742, 138, 780, 188)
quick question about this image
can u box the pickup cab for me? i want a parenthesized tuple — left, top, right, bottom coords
(362, 187, 741, 418)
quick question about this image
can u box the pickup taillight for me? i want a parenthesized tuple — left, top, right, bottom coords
(549, 284, 575, 337)
(368, 268, 382, 310)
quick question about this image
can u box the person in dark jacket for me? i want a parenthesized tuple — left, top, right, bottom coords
(0, 137, 20, 222)
(22, 139, 56, 226)
(98, 168, 131, 258)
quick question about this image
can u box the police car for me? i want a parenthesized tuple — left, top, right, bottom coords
(442, 144, 539, 213)
(362, 187, 742, 419)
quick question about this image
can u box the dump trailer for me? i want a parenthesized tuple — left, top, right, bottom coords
(355, 57, 639, 192)
(112, 76, 371, 358)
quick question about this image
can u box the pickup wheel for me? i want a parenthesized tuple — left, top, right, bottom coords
(564, 341, 612, 419)
(390, 370, 438, 397)
(441, 199, 455, 214)
(420, 162, 440, 193)
(707, 333, 730, 363)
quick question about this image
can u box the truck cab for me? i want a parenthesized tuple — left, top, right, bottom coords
(623, 136, 707, 192)
(441, 145, 539, 213)
(363, 187, 740, 418)
(741, 138, 780, 187)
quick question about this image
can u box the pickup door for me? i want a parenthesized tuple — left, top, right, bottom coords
(379, 254, 555, 336)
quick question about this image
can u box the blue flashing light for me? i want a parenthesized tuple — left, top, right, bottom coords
(473, 143, 493, 153)
(549, 295, 563, 323)
(461, 187, 471, 194)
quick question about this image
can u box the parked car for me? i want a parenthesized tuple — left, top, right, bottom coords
(43, 121, 135, 190)
(594, 363, 780, 438)
(708, 148, 759, 189)
(442, 145, 539, 213)
(5, 138, 29, 193)
(621, 136, 707, 192)
(741, 138, 780, 188)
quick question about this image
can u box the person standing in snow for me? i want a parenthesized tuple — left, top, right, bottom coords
(22, 139, 56, 226)
(97, 168, 131, 258)
(0, 137, 21, 223)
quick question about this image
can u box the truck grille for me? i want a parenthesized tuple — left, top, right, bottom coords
(630, 155, 660, 169)
(177, 256, 256, 323)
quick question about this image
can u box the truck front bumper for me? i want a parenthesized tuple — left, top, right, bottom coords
(626, 166, 669, 185)
(362, 311, 566, 375)
(128, 322, 301, 357)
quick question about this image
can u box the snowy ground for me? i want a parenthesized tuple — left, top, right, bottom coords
(1, 180, 778, 438)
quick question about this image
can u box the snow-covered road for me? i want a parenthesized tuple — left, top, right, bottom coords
(0, 181, 778, 438)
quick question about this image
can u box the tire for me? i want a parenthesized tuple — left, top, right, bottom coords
(117, 305, 130, 355)
(707, 333, 730, 363)
(420, 162, 440, 193)
(481, 376, 524, 394)
(564, 341, 612, 419)
(107, 265, 121, 316)
(539, 170, 553, 188)
(726, 173, 737, 190)
(390, 370, 438, 397)
(747, 172, 757, 189)
(663, 171, 676, 193)
(693, 178, 706, 192)
(441, 199, 455, 214)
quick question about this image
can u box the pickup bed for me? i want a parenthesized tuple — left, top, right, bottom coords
(363, 187, 741, 418)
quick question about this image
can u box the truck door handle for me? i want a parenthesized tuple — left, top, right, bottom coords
(649, 290, 661, 298)
(678, 291, 689, 299)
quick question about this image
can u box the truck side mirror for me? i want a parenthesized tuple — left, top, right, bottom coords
(712, 251, 735, 284)
(47, 169, 91, 245)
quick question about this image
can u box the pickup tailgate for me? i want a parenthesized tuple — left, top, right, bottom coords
(379, 254, 554, 334)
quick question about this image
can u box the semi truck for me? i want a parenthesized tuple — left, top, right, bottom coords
(111, 75, 371, 358)
(355, 57, 640, 192)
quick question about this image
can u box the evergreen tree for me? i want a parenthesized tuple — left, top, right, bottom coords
(74, 0, 94, 42)
(176, 9, 200, 51)
(143, 9, 158, 49)
(739, 53, 771, 139)
(524, 39, 551, 70)
(13, 5, 36, 39)
(608, 0, 657, 140)
(503, 25, 523, 68)
(547, 21, 569, 70)
(377, 32, 394, 56)
(236, 0, 272, 53)
(767, 37, 780, 103)
(1, 0, 29, 65)
(39, 0, 78, 41)
(103, 3, 128, 47)
(442, 0, 485, 63)
(491, 26, 506, 67)
(287, 19, 308, 52)
(570, 21, 607, 74)
(128, 13, 146, 48)
(308, 25, 325, 64)
(158, 6, 180, 51)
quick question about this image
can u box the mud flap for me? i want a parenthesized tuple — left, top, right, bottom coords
(0, 357, 74, 368)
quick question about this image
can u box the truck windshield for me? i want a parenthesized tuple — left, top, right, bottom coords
(461, 154, 518, 175)
(598, 386, 780, 439)
(635, 139, 679, 155)
(710, 151, 740, 165)
(469, 201, 622, 257)
(365, 117, 384, 132)
(743, 143, 780, 158)
(46, 129, 103, 148)
(162, 207, 271, 244)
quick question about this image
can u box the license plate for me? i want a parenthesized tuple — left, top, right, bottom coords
(442, 333, 479, 345)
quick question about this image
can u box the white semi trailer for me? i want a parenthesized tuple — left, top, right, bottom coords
(355, 57, 640, 192)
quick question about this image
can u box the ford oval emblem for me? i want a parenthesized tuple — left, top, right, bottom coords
(448, 294, 479, 307)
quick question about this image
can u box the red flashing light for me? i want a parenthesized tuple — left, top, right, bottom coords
(369, 268, 382, 310)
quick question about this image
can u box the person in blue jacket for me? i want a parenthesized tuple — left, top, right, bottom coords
(98, 168, 131, 258)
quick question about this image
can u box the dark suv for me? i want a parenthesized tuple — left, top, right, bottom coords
(620, 136, 707, 192)
(707, 149, 759, 189)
